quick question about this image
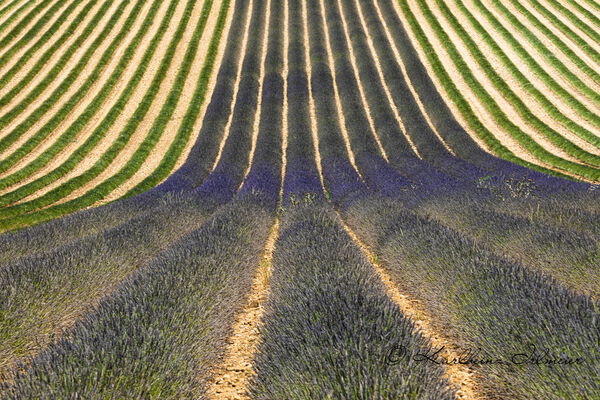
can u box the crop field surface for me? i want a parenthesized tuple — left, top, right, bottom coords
(0, 0, 598, 398)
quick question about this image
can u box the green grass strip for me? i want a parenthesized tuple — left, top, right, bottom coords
(125, 0, 231, 198)
(0, 0, 62, 50)
(0, 0, 165, 196)
(420, 0, 600, 172)
(395, 0, 600, 181)
(0, 0, 128, 178)
(0, 0, 119, 146)
(0, 0, 86, 71)
(488, 0, 600, 104)
(455, 0, 600, 143)
(522, 0, 600, 64)
(0, 0, 201, 221)
(0, 0, 97, 87)
(432, 0, 600, 167)
(549, 0, 600, 29)
(0, 0, 232, 232)
(502, 0, 600, 86)
(0, 0, 39, 36)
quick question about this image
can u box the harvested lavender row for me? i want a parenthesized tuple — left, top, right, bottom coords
(2, 193, 274, 399)
(250, 204, 455, 400)
(343, 197, 599, 400)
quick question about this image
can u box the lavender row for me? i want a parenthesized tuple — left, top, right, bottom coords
(2, 193, 274, 398)
(342, 196, 599, 399)
(250, 204, 454, 399)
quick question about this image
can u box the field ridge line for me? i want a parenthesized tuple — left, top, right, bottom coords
(334, 0, 389, 162)
(239, 0, 271, 190)
(317, 0, 364, 179)
(369, 0, 454, 157)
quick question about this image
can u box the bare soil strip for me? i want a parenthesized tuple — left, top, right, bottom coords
(340, 218, 484, 400)
(209, 0, 254, 174)
(423, 0, 598, 162)
(447, 0, 600, 150)
(280, 0, 288, 202)
(482, 0, 600, 107)
(205, 220, 280, 400)
(317, 0, 363, 178)
(0, 0, 134, 152)
(0, 0, 102, 96)
(13, 0, 207, 206)
(301, 0, 325, 188)
(333, 0, 388, 162)
(0, 0, 156, 191)
(395, 0, 588, 179)
(498, 0, 600, 91)
(518, 0, 600, 64)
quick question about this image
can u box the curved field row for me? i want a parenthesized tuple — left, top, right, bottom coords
(501, 0, 600, 89)
(409, 0, 600, 164)
(0, 0, 233, 231)
(0, 0, 133, 170)
(0, 0, 185, 204)
(387, 0, 600, 182)
(0, 0, 88, 78)
(0, 0, 597, 398)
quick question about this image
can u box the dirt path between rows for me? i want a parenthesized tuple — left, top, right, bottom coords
(205, 219, 279, 400)
(341, 219, 485, 400)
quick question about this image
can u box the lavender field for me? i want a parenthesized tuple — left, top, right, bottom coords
(0, 0, 598, 398)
